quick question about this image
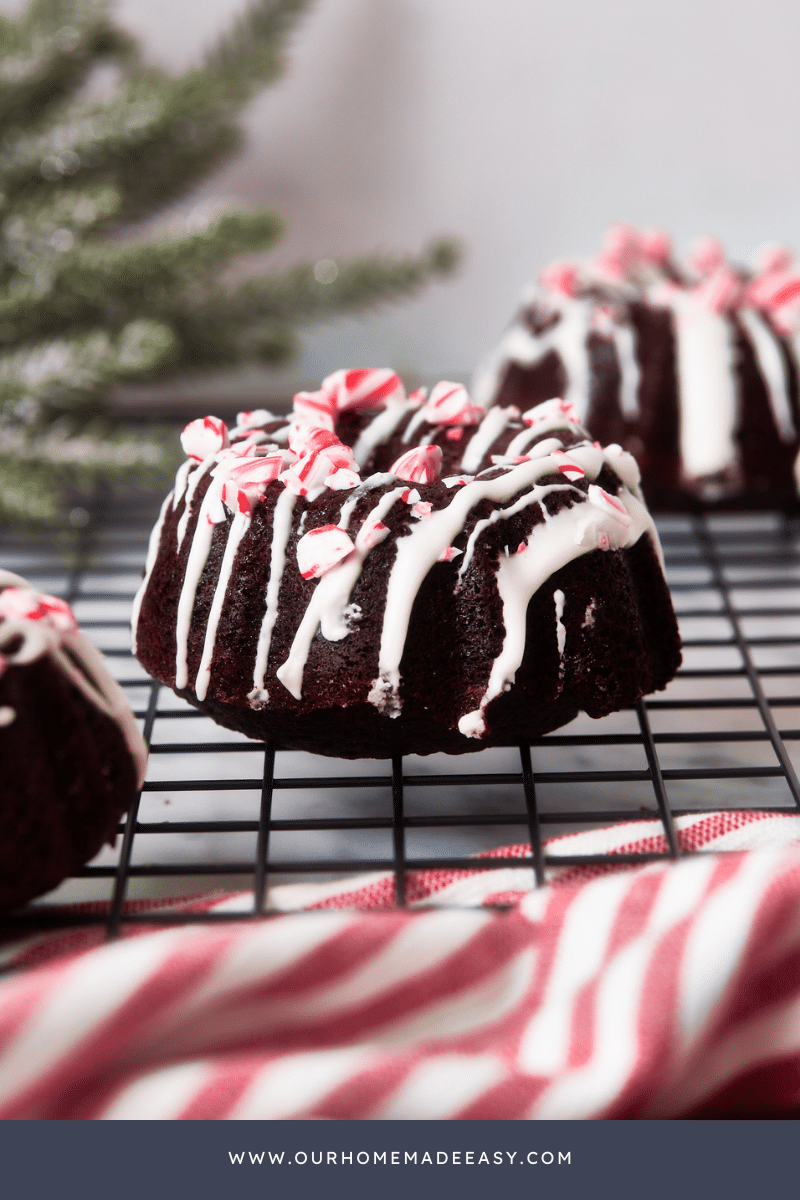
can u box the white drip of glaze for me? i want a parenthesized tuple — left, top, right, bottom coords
(0, 571, 148, 785)
(247, 487, 297, 702)
(131, 488, 174, 656)
(176, 460, 212, 550)
(275, 487, 408, 700)
(194, 510, 250, 701)
(369, 443, 651, 724)
(472, 293, 595, 419)
(401, 406, 431, 445)
(456, 483, 653, 739)
(457, 481, 575, 580)
(461, 406, 518, 474)
(174, 475, 226, 690)
(351, 398, 420, 468)
(607, 322, 641, 416)
(172, 459, 194, 509)
(738, 308, 796, 442)
(554, 588, 566, 657)
(652, 290, 738, 480)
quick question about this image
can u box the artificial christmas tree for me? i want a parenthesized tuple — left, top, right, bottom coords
(0, 0, 459, 522)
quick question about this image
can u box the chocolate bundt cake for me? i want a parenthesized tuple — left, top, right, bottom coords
(473, 225, 800, 508)
(0, 572, 147, 912)
(133, 369, 681, 758)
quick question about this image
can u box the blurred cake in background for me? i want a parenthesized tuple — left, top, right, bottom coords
(0, 573, 147, 912)
(473, 225, 800, 509)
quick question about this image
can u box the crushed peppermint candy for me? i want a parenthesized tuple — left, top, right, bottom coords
(296, 525, 356, 579)
(551, 450, 586, 480)
(180, 415, 229, 462)
(322, 368, 405, 413)
(356, 514, 391, 551)
(0, 587, 78, 633)
(438, 546, 462, 563)
(235, 409, 275, 431)
(423, 381, 483, 427)
(411, 501, 433, 520)
(390, 444, 443, 484)
(588, 484, 633, 528)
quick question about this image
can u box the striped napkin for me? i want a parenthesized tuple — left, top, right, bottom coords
(1, 809, 799, 1119)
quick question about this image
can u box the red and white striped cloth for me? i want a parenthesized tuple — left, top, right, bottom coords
(2, 810, 800, 1119)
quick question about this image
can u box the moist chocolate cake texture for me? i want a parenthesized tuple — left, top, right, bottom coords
(133, 369, 681, 758)
(0, 572, 147, 912)
(473, 225, 800, 509)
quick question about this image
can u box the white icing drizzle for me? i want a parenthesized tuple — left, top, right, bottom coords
(275, 488, 408, 700)
(194, 510, 250, 701)
(351, 398, 419, 467)
(554, 588, 566, 656)
(176, 460, 212, 550)
(607, 321, 641, 416)
(370, 443, 653, 725)
(174, 475, 226, 690)
(337, 490, 362, 530)
(249, 486, 297, 701)
(172, 459, 194, 510)
(131, 487, 174, 655)
(401, 406, 431, 445)
(654, 290, 738, 480)
(473, 294, 595, 419)
(738, 308, 796, 442)
(461, 406, 518, 474)
(456, 480, 654, 739)
(457, 481, 575, 580)
(506, 423, 564, 458)
(0, 572, 148, 786)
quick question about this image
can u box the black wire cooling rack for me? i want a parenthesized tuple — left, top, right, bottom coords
(3, 492, 800, 937)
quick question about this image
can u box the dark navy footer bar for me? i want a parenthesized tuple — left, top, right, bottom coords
(0, 1118, 796, 1200)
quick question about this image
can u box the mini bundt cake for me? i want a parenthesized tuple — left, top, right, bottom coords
(0, 572, 147, 912)
(133, 369, 681, 758)
(473, 225, 800, 509)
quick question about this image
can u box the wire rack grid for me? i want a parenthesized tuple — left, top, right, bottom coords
(3, 493, 800, 938)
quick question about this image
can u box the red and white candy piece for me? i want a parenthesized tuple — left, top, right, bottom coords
(753, 244, 795, 276)
(523, 397, 580, 427)
(437, 546, 462, 563)
(218, 453, 285, 515)
(423, 381, 483, 427)
(235, 409, 274, 431)
(639, 227, 673, 266)
(595, 222, 644, 280)
(355, 514, 391, 552)
(588, 485, 632, 529)
(693, 267, 741, 314)
(180, 416, 228, 462)
(551, 450, 585, 481)
(0, 587, 78, 633)
(293, 389, 337, 431)
(324, 468, 360, 490)
(411, 501, 433, 520)
(322, 368, 405, 413)
(284, 429, 358, 496)
(390, 444, 443, 484)
(687, 235, 726, 279)
(296, 525, 355, 580)
(539, 259, 582, 297)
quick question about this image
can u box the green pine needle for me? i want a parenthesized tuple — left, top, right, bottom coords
(0, 0, 462, 527)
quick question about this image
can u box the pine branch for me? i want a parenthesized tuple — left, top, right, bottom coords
(0, 421, 176, 521)
(196, 0, 312, 104)
(0, 208, 283, 340)
(0, 318, 176, 426)
(168, 238, 463, 365)
(0, 1, 132, 130)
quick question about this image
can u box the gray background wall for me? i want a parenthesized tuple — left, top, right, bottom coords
(11, 0, 800, 402)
